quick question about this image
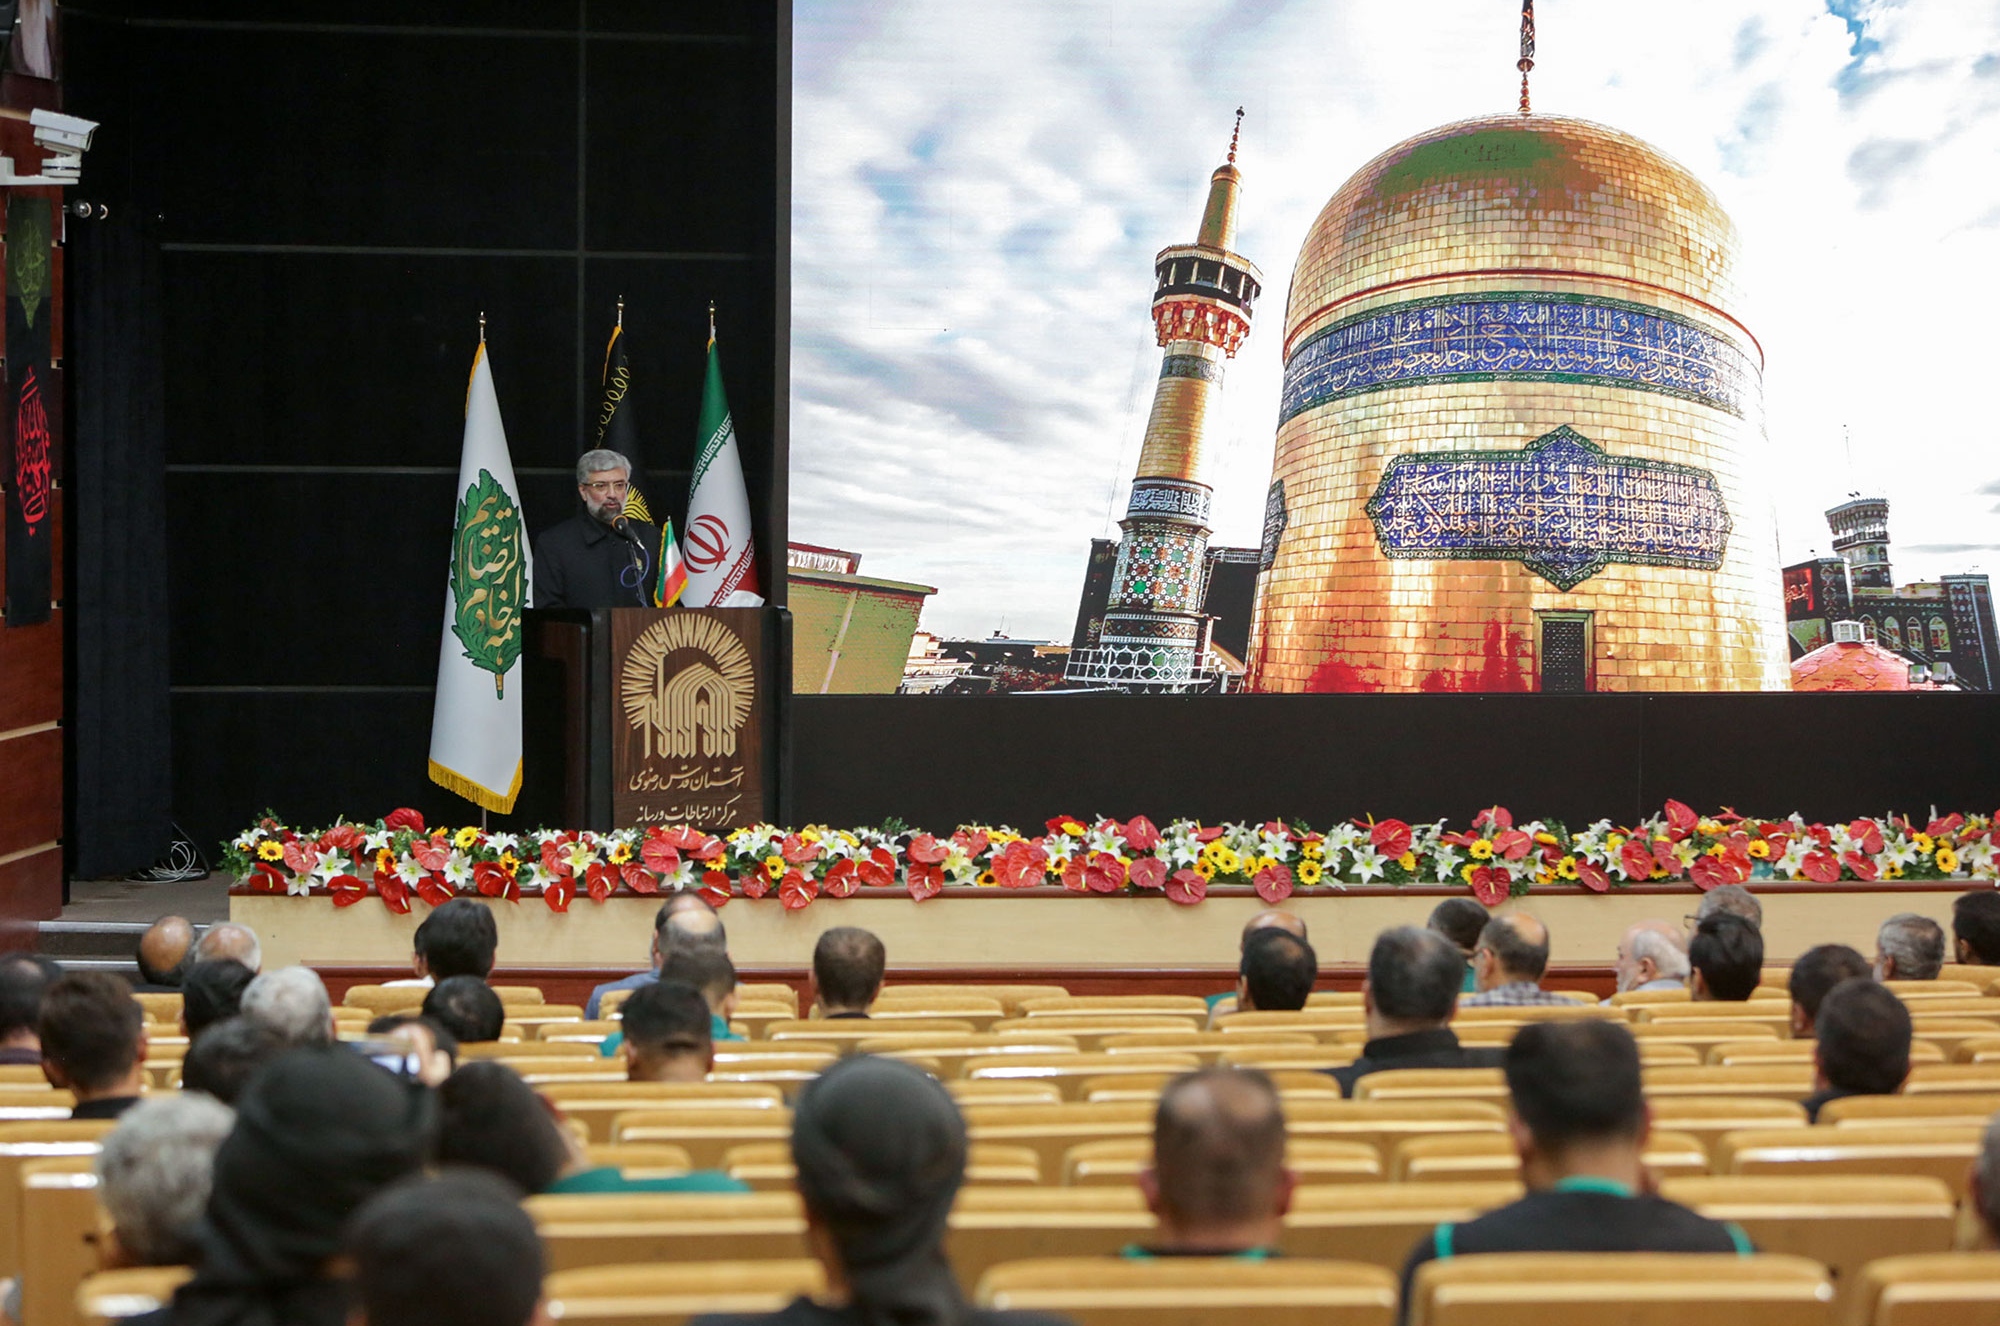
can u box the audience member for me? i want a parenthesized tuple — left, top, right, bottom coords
(1786, 944, 1871, 1038)
(96, 1093, 235, 1267)
(1397, 1021, 1750, 1321)
(191, 921, 262, 973)
(1687, 913, 1763, 1001)
(346, 1170, 549, 1326)
(179, 1017, 286, 1105)
(1805, 977, 1911, 1122)
(0, 954, 60, 1065)
(1975, 1113, 2000, 1247)
(1132, 1068, 1293, 1256)
(40, 972, 147, 1119)
(584, 893, 727, 1019)
(1427, 898, 1489, 994)
(1206, 909, 1309, 1019)
(1953, 890, 2000, 966)
(423, 974, 506, 1045)
(134, 1045, 435, 1326)
(1611, 921, 1689, 995)
(366, 1013, 459, 1087)
(438, 1060, 746, 1194)
(1237, 929, 1316, 1013)
(622, 980, 715, 1083)
(1693, 884, 1763, 931)
(394, 897, 500, 987)
(241, 965, 336, 1047)
(135, 916, 195, 991)
(1875, 912, 1946, 981)
(663, 946, 742, 1041)
(689, 1055, 1067, 1326)
(179, 959, 256, 1040)
(1331, 927, 1502, 1096)
(1463, 914, 1568, 1007)
(812, 927, 886, 1018)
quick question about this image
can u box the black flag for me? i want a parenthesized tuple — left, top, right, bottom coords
(594, 310, 654, 524)
(4, 194, 54, 627)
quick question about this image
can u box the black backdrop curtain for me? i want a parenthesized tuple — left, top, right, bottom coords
(68, 216, 170, 877)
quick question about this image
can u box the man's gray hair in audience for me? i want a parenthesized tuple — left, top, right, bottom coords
(1631, 927, 1691, 982)
(193, 922, 263, 974)
(1878, 913, 1946, 981)
(96, 1093, 236, 1265)
(1694, 885, 1762, 931)
(1369, 927, 1465, 1025)
(240, 966, 333, 1046)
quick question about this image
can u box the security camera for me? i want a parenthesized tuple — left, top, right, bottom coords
(28, 109, 95, 153)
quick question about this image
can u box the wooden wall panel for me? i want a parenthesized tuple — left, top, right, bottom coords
(0, 608, 58, 731)
(0, 846, 60, 948)
(0, 727, 60, 857)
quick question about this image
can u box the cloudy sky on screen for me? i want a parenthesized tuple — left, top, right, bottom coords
(790, 0, 2000, 642)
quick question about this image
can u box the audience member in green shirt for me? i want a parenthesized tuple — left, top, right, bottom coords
(1204, 909, 1309, 1025)
(1427, 897, 1489, 994)
(1123, 1065, 1295, 1258)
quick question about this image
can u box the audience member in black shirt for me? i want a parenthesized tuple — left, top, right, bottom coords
(347, 1170, 547, 1326)
(1953, 890, 2000, 967)
(0, 954, 60, 1066)
(1803, 977, 1910, 1122)
(180, 960, 257, 1041)
(413, 898, 501, 982)
(1330, 927, 1501, 1097)
(691, 1055, 1071, 1326)
(180, 1017, 286, 1106)
(40, 972, 148, 1119)
(1237, 931, 1316, 1014)
(423, 975, 506, 1044)
(1130, 1067, 1293, 1258)
(1687, 912, 1762, 1001)
(1786, 944, 1869, 1039)
(1399, 1020, 1749, 1323)
(812, 927, 886, 1019)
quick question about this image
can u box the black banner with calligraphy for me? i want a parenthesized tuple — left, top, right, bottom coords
(4, 195, 54, 627)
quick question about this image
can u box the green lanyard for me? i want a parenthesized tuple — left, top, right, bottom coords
(1551, 1176, 1637, 1198)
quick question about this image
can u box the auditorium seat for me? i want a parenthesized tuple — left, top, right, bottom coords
(1882, 980, 1985, 999)
(1748, 986, 1790, 1002)
(1952, 1036, 2000, 1064)
(963, 1054, 1201, 1097)
(722, 1140, 1041, 1190)
(1646, 1098, 1809, 1165)
(989, 1017, 1205, 1048)
(0, 1091, 78, 1124)
(499, 1004, 585, 1034)
(339, 985, 428, 1016)
(580, 1142, 694, 1178)
(1276, 1101, 1509, 1164)
(528, 1192, 811, 1273)
(1707, 1040, 1946, 1068)
(489, 984, 548, 1005)
(1637, 1001, 1794, 1036)
(1061, 1137, 1382, 1186)
(1635, 1044, 1705, 1066)
(854, 1031, 1082, 1073)
(1935, 963, 2000, 988)
(1076, 1071, 1345, 1106)
(712, 1042, 841, 1062)
(1452, 1003, 1621, 1025)
(1389, 1131, 1708, 1183)
(539, 1020, 625, 1046)
(1305, 992, 1367, 1008)
(1901, 1063, 2000, 1094)
(960, 1102, 1157, 1174)
(1405, 1251, 1833, 1326)
(974, 1256, 1399, 1326)
(865, 995, 1007, 1029)
(1844, 1251, 2000, 1326)
(767, 1018, 977, 1044)
(1280, 1182, 1522, 1270)
(130, 993, 181, 1024)
(0, 1120, 116, 1278)
(0, 1066, 44, 1087)
(1349, 1069, 1508, 1103)
(1816, 1093, 2000, 1128)
(1901, 1017, 2000, 1059)
(880, 983, 1070, 1015)
(1658, 1174, 1956, 1298)
(947, 1185, 1155, 1279)
(1609, 988, 1693, 1007)
(1628, 1023, 1785, 1054)
(1217, 1010, 1368, 1035)
(19, 1155, 100, 1326)
(1020, 996, 1210, 1019)
(499, 1058, 629, 1086)
(710, 1055, 847, 1097)
(1716, 1125, 1984, 1200)
(1641, 1064, 1813, 1097)
(946, 1080, 1066, 1108)
(538, 1083, 784, 1144)
(1096, 1030, 1320, 1060)
(460, 1039, 602, 1061)
(732, 1004, 807, 1039)
(542, 1258, 826, 1324)
(1215, 1046, 1361, 1072)
(76, 1267, 192, 1326)
(736, 983, 799, 1013)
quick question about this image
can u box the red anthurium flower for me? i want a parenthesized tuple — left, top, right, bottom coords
(375, 871, 411, 914)
(1618, 839, 1655, 881)
(858, 848, 897, 889)
(953, 828, 992, 859)
(1763, 832, 1790, 859)
(699, 872, 732, 907)
(412, 838, 450, 874)
(1193, 826, 1226, 843)
(993, 841, 1045, 889)
(1474, 805, 1514, 832)
(1650, 841, 1687, 879)
(659, 827, 703, 851)
(1370, 819, 1413, 858)
(1809, 824, 1834, 847)
(1084, 853, 1125, 894)
(780, 871, 819, 910)
(1493, 829, 1533, 861)
(1841, 851, 1880, 881)
(689, 835, 726, 862)
(822, 859, 860, 898)
(1164, 869, 1207, 905)
(1847, 820, 1885, 855)
(1928, 813, 1966, 839)
(249, 863, 286, 895)
(780, 834, 821, 866)
(641, 836, 682, 876)
(741, 872, 770, 900)
(906, 834, 949, 866)
(1253, 862, 1294, 903)
(1576, 861, 1611, 893)
(1689, 855, 1729, 892)
(584, 862, 617, 904)
(281, 839, 319, 877)
(621, 862, 658, 895)
(415, 874, 453, 908)
(473, 862, 510, 898)
(1663, 799, 1698, 838)
(383, 808, 425, 834)
(1044, 816, 1085, 837)
(1059, 857, 1089, 894)
(326, 823, 364, 852)
(1468, 865, 1510, 907)
(1123, 817, 1162, 852)
(328, 874, 367, 908)
(906, 862, 943, 901)
(543, 875, 574, 912)
(1801, 850, 1841, 883)
(1128, 857, 1167, 891)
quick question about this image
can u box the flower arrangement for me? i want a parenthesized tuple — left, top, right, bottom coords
(222, 802, 2000, 915)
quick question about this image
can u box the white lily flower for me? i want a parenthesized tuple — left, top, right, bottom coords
(1774, 840, 1811, 877)
(1432, 845, 1464, 882)
(487, 832, 521, 854)
(1351, 850, 1388, 884)
(311, 849, 352, 883)
(443, 851, 474, 888)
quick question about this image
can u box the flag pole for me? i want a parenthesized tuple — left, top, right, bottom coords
(708, 300, 716, 343)
(616, 295, 623, 329)
(478, 310, 486, 343)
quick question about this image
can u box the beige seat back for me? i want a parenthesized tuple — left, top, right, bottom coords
(0, 1121, 116, 1279)
(76, 1267, 193, 1325)
(1844, 1251, 2000, 1326)
(1717, 1124, 1984, 1200)
(1391, 1131, 1708, 1183)
(960, 1102, 1156, 1175)
(1350, 1069, 1507, 1103)
(542, 1259, 825, 1324)
(539, 1082, 785, 1143)
(1406, 1251, 1833, 1326)
(20, 1156, 101, 1326)
(528, 1192, 811, 1273)
(1063, 1137, 1382, 1187)
(1281, 1182, 1522, 1271)
(608, 1108, 795, 1167)
(946, 1186, 1154, 1284)
(975, 1256, 1398, 1326)
(1816, 1092, 2000, 1127)
(879, 984, 1070, 1016)
(1646, 1098, 1809, 1165)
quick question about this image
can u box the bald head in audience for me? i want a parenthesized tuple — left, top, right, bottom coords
(1139, 1067, 1294, 1255)
(194, 922, 263, 974)
(137, 916, 195, 988)
(1242, 909, 1307, 946)
(1471, 914, 1550, 994)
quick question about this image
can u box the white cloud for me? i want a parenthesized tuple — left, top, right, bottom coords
(793, 0, 2000, 639)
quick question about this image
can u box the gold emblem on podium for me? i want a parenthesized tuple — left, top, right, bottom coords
(619, 613, 755, 761)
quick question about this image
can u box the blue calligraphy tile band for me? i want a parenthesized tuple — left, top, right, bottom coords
(1363, 425, 1732, 591)
(1281, 292, 1756, 423)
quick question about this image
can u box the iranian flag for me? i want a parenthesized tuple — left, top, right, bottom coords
(682, 328, 763, 607)
(428, 336, 530, 813)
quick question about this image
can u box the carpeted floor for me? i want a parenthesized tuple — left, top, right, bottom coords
(60, 874, 231, 925)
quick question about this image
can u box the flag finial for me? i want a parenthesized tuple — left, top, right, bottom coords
(616, 295, 624, 329)
(708, 300, 716, 342)
(1227, 106, 1243, 166)
(478, 310, 486, 342)
(1517, 0, 1536, 116)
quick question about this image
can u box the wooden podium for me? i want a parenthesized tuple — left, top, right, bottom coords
(519, 607, 787, 831)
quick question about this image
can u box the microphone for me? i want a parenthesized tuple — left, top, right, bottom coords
(611, 515, 644, 546)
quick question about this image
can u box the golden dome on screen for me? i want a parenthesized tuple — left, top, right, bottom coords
(1246, 113, 1790, 694)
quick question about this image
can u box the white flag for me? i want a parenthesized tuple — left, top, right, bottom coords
(682, 331, 764, 607)
(428, 339, 531, 812)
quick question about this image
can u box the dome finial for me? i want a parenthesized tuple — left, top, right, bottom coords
(1227, 106, 1244, 165)
(1516, 0, 1536, 115)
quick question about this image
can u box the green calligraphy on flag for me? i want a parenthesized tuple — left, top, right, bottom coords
(449, 468, 526, 696)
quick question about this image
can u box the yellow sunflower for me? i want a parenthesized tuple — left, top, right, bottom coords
(1468, 839, 1495, 860)
(1883, 862, 1905, 879)
(1914, 832, 1935, 854)
(763, 855, 786, 879)
(1297, 859, 1324, 886)
(499, 850, 520, 872)
(257, 840, 284, 862)
(1211, 847, 1242, 874)
(608, 842, 634, 865)
(978, 871, 996, 886)
(374, 848, 394, 873)
(1301, 842, 1326, 862)
(1936, 847, 1961, 874)
(1746, 839, 1771, 859)
(1059, 820, 1086, 838)
(453, 826, 480, 851)
(1398, 851, 1417, 872)
(1194, 858, 1217, 881)
(1556, 856, 1579, 880)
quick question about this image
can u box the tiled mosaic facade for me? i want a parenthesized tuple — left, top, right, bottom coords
(1246, 114, 1791, 693)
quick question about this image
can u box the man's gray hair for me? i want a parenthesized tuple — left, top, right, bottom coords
(1879, 912, 1946, 981)
(1695, 885, 1763, 930)
(193, 922, 262, 973)
(575, 448, 631, 485)
(240, 965, 332, 1046)
(96, 1093, 235, 1265)
(1632, 927, 1691, 981)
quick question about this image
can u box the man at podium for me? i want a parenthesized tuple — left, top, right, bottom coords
(533, 449, 663, 609)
